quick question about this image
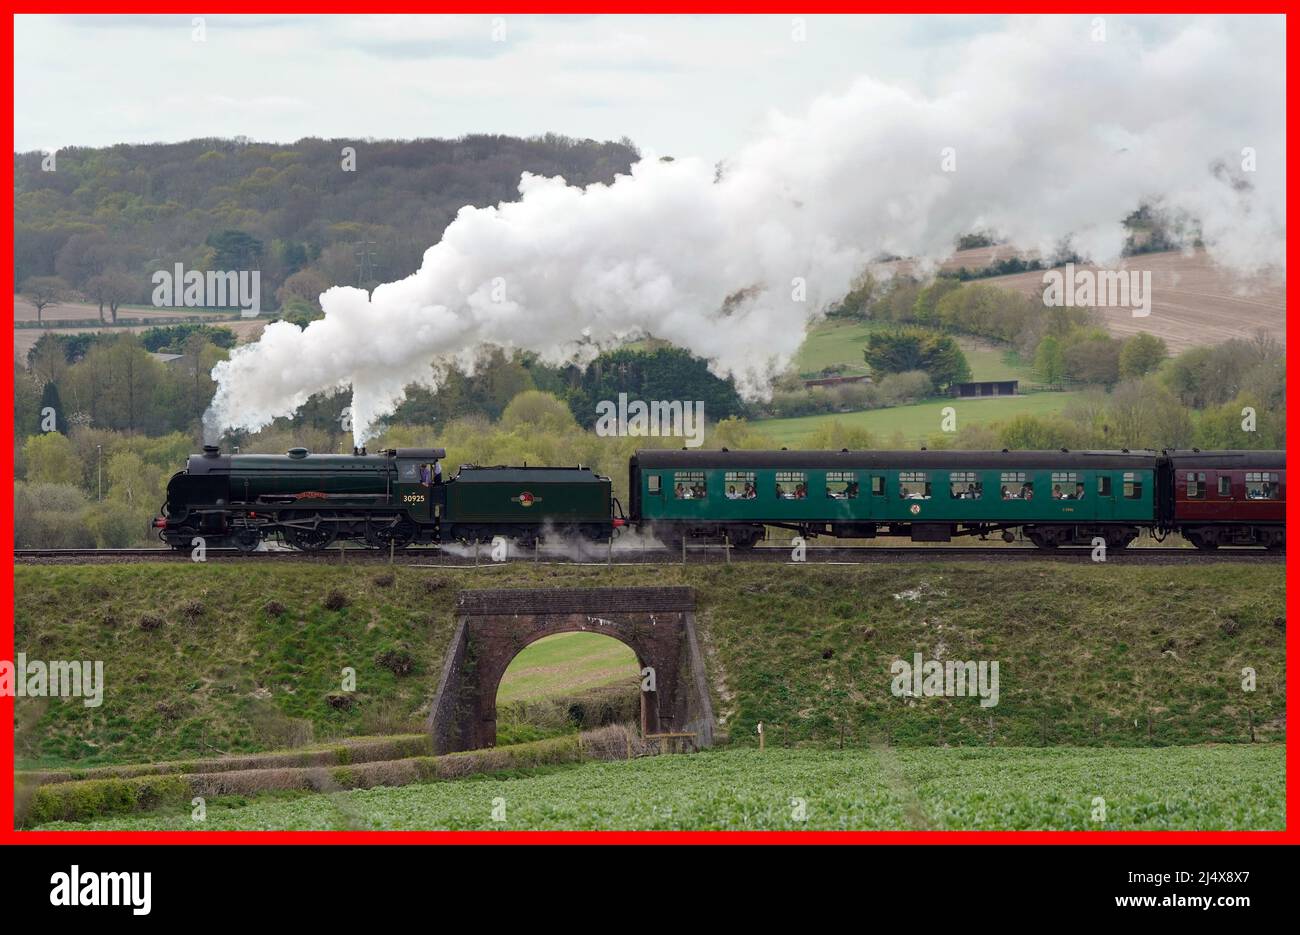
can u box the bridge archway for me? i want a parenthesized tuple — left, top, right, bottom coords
(428, 587, 714, 754)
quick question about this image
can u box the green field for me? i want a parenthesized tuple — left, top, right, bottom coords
(793, 319, 880, 375)
(793, 318, 1032, 383)
(497, 632, 639, 704)
(32, 744, 1283, 831)
(771, 318, 1056, 446)
(757, 390, 1083, 447)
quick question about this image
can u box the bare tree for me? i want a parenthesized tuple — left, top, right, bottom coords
(85, 270, 139, 324)
(20, 276, 68, 325)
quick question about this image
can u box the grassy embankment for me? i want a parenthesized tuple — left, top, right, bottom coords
(15, 560, 1284, 768)
(15, 560, 1283, 830)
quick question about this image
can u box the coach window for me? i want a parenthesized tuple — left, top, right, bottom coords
(1245, 472, 1279, 500)
(1186, 472, 1207, 499)
(776, 471, 807, 500)
(871, 476, 885, 496)
(949, 471, 981, 500)
(1217, 476, 1232, 497)
(1098, 475, 1112, 497)
(674, 471, 706, 500)
(1123, 472, 1143, 500)
(648, 474, 661, 495)
(827, 471, 859, 500)
(899, 471, 931, 500)
(726, 471, 756, 500)
(1051, 471, 1080, 500)
(1000, 471, 1031, 500)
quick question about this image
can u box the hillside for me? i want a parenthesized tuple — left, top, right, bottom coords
(890, 247, 1284, 353)
(13, 134, 639, 310)
(14, 561, 1284, 768)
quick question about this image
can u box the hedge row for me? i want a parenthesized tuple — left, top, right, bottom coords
(20, 735, 584, 827)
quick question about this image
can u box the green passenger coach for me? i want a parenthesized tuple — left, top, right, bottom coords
(630, 449, 1159, 549)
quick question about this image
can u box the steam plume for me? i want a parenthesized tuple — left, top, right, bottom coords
(207, 16, 1284, 444)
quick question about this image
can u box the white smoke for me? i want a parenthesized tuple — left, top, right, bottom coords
(207, 16, 1284, 445)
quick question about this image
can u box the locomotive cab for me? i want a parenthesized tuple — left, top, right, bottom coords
(390, 448, 447, 524)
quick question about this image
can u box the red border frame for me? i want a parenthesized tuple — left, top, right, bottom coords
(1, 5, 1293, 845)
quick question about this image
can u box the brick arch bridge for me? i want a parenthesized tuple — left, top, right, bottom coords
(427, 587, 714, 754)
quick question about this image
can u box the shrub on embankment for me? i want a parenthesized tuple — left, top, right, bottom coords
(14, 560, 1285, 767)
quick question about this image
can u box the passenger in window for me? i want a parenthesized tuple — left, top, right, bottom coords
(1052, 484, 1063, 500)
(1021, 484, 1033, 501)
(796, 482, 807, 499)
(675, 483, 685, 498)
(1001, 485, 1011, 500)
(966, 483, 979, 499)
(727, 485, 738, 499)
(1074, 482, 1085, 500)
(846, 480, 859, 498)
(745, 482, 756, 499)
(776, 483, 786, 499)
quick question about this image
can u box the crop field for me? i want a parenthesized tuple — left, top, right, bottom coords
(32, 744, 1283, 831)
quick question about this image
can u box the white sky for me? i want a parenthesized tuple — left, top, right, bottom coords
(7, 13, 1169, 161)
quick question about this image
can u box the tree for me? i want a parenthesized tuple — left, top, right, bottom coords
(1033, 335, 1065, 386)
(55, 232, 116, 291)
(106, 451, 154, 505)
(863, 329, 970, 390)
(276, 268, 329, 309)
(86, 270, 139, 323)
(20, 275, 68, 325)
(1107, 377, 1194, 450)
(1119, 332, 1168, 380)
(38, 381, 64, 433)
(1062, 336, 1121, 386)
(566, 346, 748, 429)
(22, 432, 82, 486)
(500, 391, 578, 434)
(206, 229, 264, 270)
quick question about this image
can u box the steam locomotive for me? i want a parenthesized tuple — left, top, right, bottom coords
(155, 445, 1284, 552)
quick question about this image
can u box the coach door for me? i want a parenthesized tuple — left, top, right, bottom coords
(1094, 471, 1118, 521)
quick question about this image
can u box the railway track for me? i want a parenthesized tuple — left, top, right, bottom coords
(13, 545, 1283, 566)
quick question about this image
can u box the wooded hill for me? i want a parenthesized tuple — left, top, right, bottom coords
(14, 134, 640, 311)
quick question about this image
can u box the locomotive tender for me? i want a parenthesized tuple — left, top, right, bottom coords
(156, 445, 1283, 552)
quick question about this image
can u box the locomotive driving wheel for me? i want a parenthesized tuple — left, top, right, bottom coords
(285, 514, 337, 551)
(373, 518, 416, 550)
(233, 526, 263, 553)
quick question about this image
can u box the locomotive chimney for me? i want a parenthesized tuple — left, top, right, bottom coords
(202, 445, 220, 458)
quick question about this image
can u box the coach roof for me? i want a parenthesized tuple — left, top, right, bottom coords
(633, 449, 1163, 471)
(1164, 449, 1285, 470)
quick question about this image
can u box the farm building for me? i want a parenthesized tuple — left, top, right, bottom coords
(951, 379, 1018, 398)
